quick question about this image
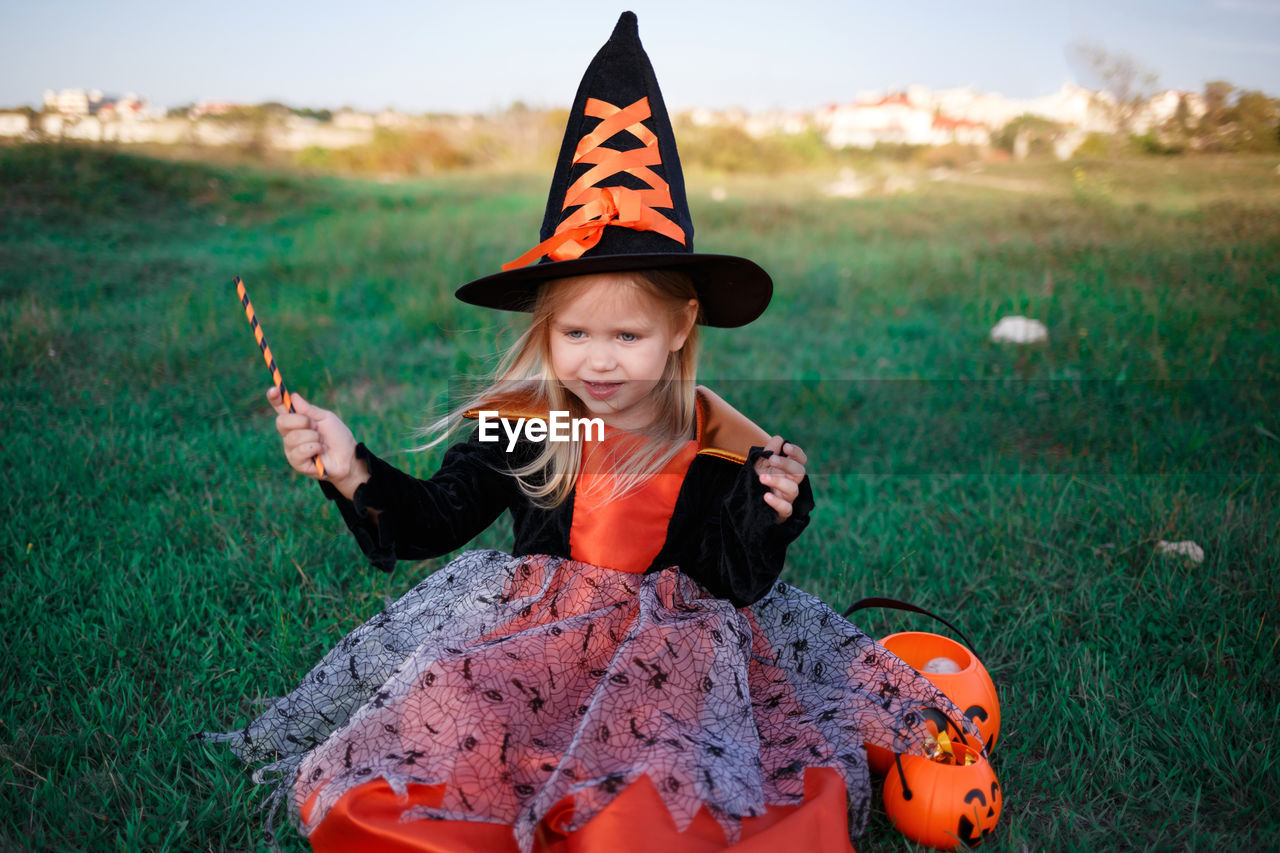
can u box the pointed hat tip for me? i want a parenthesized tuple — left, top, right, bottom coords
(612, 11, 639, 39)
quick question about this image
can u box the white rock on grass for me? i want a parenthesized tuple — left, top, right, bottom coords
(989, 315, 1048, 344)
(1155, 540, 1205, 564)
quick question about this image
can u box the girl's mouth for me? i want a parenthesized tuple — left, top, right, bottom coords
(583, 380, 622, 400)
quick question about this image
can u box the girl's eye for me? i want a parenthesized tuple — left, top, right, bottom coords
(618, 332, 638, 343)
(565, 330, 585, 340)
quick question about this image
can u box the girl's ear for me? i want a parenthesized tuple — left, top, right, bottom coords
(669, 298, 698, 351)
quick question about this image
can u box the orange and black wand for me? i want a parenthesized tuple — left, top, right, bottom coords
(234, 276, 326, 479)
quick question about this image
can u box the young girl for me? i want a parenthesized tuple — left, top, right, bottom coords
(207, 13, 977, 852)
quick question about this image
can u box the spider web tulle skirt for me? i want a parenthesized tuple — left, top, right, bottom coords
(203, 550, 974, 852)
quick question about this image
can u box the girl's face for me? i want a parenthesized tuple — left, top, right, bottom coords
(547, 273, 696, 431)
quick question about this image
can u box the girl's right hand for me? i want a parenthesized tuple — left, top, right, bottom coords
(267, 387, 370, 499)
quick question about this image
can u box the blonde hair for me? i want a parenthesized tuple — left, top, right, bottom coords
(421, 268, 702, 508)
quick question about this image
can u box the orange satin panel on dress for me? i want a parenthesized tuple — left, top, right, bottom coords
(303, 781, 521, 853)
(569, 436, 698, 574)
(305, 769, 855, 853)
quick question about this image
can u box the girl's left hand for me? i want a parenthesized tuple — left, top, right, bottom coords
(755, 435, 808, 524)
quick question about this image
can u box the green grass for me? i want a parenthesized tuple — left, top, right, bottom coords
(2, 144, 1278, 851)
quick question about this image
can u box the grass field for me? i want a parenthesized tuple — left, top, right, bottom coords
(2, 143, 1278, 851)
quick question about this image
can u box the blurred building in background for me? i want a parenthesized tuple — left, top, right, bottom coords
(3, 81, 1238, 161)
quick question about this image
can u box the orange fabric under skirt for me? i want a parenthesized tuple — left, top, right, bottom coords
(304, 768, 855, 853)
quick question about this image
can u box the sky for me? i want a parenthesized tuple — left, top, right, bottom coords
(2, 0, 1278, 113)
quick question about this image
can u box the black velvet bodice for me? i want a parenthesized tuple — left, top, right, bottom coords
(319, 422, 814, 608)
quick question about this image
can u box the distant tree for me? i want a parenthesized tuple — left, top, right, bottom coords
(1068, 42, 1159, 135)
(1225, 90, 1280, 151)
(218, 102, 291, 158)
(1200, 81, 1234, 128)
(1188, 81, 1279, 152)
(1155, 95, 1195, 152)
(1170, 96, 1194, 137)
(293, 106, 333, 122)
(993, 114, 1063, 158)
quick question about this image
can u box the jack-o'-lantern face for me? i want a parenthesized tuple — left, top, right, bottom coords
(964, 703, 998, 751)
(957, 779, 1002, 846)
(883, 742, 1002, 851)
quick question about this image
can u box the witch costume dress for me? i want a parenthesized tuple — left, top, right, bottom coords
(207, 387, 975, 853)
(204, 13, 980, 851)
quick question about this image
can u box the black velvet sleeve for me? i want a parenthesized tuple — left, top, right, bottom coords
(690, 446, 815, 607)
(317, 428, 519, 572)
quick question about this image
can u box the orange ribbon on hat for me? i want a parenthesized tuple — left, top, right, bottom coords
(502, 97, 686, 271)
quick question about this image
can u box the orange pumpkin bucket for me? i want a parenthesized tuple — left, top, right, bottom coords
(881, 631, 1001, 754)
(883, 740, 1002, 850)
(843, 598, 1000, 777)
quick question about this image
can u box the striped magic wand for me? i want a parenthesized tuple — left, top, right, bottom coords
(234, 276, 326, 479)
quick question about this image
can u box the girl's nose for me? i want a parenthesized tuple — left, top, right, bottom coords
(588, 342, 617, 372)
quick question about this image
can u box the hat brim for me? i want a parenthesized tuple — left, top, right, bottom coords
(455, 252, 772, 328)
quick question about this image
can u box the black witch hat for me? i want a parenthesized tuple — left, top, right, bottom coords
(454, 11, 772, 328)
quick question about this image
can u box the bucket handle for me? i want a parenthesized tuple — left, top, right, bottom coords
(841, 596, 978, 658)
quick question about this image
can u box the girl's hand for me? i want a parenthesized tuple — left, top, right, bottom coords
(755, 435, 808, 524)
(267, 387, 369, 499)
